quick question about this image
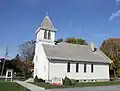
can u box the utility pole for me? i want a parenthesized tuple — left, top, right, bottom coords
(1, 46, 8, 76)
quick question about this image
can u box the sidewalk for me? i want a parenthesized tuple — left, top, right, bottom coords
(14, 80, 45, 91)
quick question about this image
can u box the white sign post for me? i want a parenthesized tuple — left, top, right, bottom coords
(5, 69, 13, 82)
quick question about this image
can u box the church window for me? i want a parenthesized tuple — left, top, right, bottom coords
(76, 63, 79, 73)
(91, 64, 94, 73)
(44, 30, 47, 39)
(48, 31, 51, 39)
(67, 62, 70, 72)
(84, 64, 86, 73)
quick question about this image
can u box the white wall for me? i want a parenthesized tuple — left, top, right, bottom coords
(33, 42, 49, 80)
(36, 29, 45, 42)
(49, 62, 67, 79)
(51, 31, 55, 42)
(49, 62, 109, 81)
(34, 27, 56, 80)
(36, 28, 55, 43)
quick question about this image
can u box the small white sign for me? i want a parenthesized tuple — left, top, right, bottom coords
(52, 77, 62, 85)
(5, 69, 13, 82)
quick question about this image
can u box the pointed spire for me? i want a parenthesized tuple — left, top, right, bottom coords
(40, 13, 57, 31)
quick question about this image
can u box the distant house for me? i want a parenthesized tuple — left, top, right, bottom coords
(33, 15, 111, 82)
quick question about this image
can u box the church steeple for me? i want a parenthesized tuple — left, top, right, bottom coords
(36, 13, 57, 45)
(40, 15, 56, 31)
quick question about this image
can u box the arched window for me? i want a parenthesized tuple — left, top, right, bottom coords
(44, 30, 47, 39)
(48, 31, 51, 39)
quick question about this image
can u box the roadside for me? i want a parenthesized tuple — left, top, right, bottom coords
(30, 81, 120, 89)
(49, 85, 120, 91)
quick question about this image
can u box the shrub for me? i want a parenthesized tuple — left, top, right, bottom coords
(34, 76, 39, 82)
(34, 76, 45, 82)
(63, 77, 71, 86)
(71, 79, 77, 85)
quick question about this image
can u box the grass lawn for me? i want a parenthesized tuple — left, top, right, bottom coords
(0, 81, 30, 91)
(30, 81, 120, 89)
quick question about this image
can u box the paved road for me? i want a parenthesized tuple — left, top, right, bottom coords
(50, 85, 120, 91)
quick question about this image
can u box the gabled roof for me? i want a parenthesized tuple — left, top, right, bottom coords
(40, 15, 56, 31)
(42, 42, 111, 63)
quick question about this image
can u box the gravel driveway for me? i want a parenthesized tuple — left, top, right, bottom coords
(49, 85, 120, 91)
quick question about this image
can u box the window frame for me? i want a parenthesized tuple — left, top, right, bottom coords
(67, 62, 70, 72)
(76, 63, 79, 73)
(48, 31, 51, 39)
(91, 64, 94, 73)
(44, 30, 47, 39)
(84, 64, 86, 73)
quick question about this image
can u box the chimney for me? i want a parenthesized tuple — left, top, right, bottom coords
(90, 42, 96, 52)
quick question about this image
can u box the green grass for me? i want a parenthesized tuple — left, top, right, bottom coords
(30, 81, 120, 89)
(0, 81, 30, 91)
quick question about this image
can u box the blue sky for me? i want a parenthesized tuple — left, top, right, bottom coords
(0, 0, 120, 58)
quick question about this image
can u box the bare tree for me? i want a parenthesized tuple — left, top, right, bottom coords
(19, 40, 35, 61)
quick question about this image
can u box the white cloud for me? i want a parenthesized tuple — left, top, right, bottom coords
(116, 0, 120, 4)
(109, 0, 120, 20)
(109, 10, 120, 20)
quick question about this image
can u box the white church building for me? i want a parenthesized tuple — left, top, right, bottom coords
(33, 15, 111, 82)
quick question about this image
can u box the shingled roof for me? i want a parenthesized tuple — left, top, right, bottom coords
(40, 15, 56, 31)
(42, 42, 111, 63)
